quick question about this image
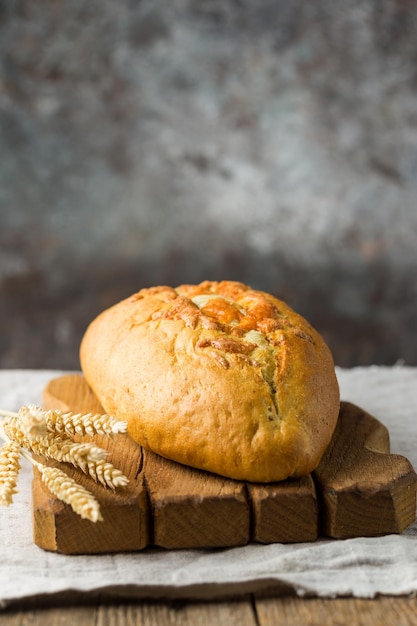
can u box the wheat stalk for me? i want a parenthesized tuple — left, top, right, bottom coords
(15, 405, 127, 439)
(87, 459, 130, 490)
(17, 405, 48, 439)
(0, 440, 21, 506)
(45, 409, 128, 438)
(3, 417, 105, 463)
(36, 463, 103, 522)
(0, 402, 131, 522)
(2, 417, 129, 488)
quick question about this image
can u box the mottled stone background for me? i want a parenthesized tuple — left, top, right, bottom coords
(1, 0, 416, 369)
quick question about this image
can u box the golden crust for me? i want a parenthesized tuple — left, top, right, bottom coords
(79, 280, 340, 482)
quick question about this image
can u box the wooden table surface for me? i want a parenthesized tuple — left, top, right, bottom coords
(1, 595, 417, 625)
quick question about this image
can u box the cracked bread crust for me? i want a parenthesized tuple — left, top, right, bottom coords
(80, 280, 340, 482)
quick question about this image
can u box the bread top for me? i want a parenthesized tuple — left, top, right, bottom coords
(80, 280, 340, 482)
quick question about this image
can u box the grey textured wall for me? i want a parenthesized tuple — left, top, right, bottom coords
(1, 0, 416, 369)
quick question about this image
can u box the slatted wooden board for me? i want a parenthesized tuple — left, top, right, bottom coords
(32, 374, 417, 554)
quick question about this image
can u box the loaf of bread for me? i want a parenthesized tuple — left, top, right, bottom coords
(80, 280, 340, 482)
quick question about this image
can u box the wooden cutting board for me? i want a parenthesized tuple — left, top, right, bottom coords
(32, 374, 417, 554)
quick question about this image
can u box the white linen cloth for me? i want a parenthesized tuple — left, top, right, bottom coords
(0, 367, 416, 607)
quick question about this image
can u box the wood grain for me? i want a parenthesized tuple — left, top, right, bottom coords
(314, 401, 417, 538)
(247, 475, 318, 543)
(255, 596, 417, 626)
(32, 374, 417, 554)
(97, 598, 258, 626)
(44, 373, 104, 414)
(36, 376, 149, 554)
(2, 597, 417, 626)
(143, 449, 249, 549)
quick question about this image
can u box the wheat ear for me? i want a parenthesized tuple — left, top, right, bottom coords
(0, 440, 21, 506)
(1, 405, 128, 440)
(46, 410, 127, 438)
(3, 417, 129, 488)
(16, 405, 48, 439)
(36, 463, 103, 522)
(3, 417, 105, 462)
(18, 405, 127, 439)
(0, 403, 130, 522)
(0, 425, 103, 523)
(87, 459, 130, 489)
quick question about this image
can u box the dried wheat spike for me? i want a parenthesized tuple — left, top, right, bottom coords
(19, 405, 127, 440)
(3, 417, 129, 488)
(0, 441, 22, 506)
(48, 441, 129, 488)
(3, 417, 106, 470)
(46, 439, 107, 468)
(18, 405, 48, 440)
(38, 465, 103, 522)
(87, 459, 130, 490)
(44, 408, 128, 439)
